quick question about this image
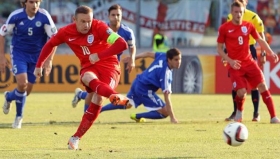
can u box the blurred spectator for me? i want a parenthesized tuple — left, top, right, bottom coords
(152, 25, 169, 52)
(264, 14, 277, 34)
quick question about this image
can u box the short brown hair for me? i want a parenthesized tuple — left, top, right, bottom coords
(231, 1, 244, 10)
(75, 5, 93, 17)
(108, 4, 122, 14)
(20, 0, 43, 8)
(166, 48, 181, 60)
(236, 0, 247, 5)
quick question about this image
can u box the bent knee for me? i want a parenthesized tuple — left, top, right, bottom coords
(236, 89, 247, 98)
(91, 94, 103, 105)
(257, 83, 267, 92)
(17, 82, 28, 90)
(81, 72, 97, 85)
(157, 108, 169, 118)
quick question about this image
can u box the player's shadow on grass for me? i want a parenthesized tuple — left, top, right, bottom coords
(0, 120, 155, 128)
(0, 120, 234, 128)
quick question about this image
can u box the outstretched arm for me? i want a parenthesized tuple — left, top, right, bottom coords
(42, 46, 57, 76)
(256, 38, 278, 63)
(163, 92, 178, 124)
(34, 41, 57, 77)
(135, 51, 155, 60)
(122, 51, 155, 63)
(126, 46, 136, 73)
(258, 32, 266, 66)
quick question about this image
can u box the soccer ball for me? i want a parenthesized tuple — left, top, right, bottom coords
(223, 122, 248, 146)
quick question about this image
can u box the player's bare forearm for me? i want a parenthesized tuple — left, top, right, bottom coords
(126, 47, 136, 73)
(129, 47, 136, 60)
(164, 93, 176, 120)
(42, 46, 57, 76)
(217, 43, 231, 62)
(0, 35, 8, 72)
(259, 32, 266, 53)
(0, 35, 5, 57)
(256, 38, 274, 56)
(135, 51, 155, 60)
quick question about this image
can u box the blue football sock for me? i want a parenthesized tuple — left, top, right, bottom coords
(79, 91, 87, 100)
(136, 111, 166, 119)
(14, 89, 27, 117)
(84, 104, 89, 112)
(101, 103, 126, 113)
(6, 89, 18, 102)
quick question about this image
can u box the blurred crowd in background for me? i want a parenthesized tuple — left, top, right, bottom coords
(0, 0, 280, 49)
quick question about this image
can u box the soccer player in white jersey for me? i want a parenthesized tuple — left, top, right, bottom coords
(0, 0, 57, 128)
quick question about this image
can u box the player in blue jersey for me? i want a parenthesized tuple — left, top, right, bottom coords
(71, 4, 136, 112)
(0, 0, 57, 129)
(102, 48, 181, 124)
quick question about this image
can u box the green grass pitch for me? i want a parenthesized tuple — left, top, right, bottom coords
(0, 93, 279, 159)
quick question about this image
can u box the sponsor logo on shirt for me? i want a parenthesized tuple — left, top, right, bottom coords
(87, 34, 94, 44)
(19, 21, 24, 25)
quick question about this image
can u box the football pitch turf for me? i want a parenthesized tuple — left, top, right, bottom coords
(0, 93, 279, 159)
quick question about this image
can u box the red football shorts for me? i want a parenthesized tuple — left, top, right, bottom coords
(80, 64, 121, 93)
(229, 61, 265, 90)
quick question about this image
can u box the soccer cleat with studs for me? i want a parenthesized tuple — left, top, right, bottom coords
(130, 113, 146, 123)
(225, 112, 235, 121)
(270, 117, 280, 124)
(68, 136, 80, 150)
(234, 110, 243, 122)
(72, 88, 82, 108)
(109, 94, 130, 107)
(12, 116, 23, 129)
(3, 91, 12, 114)
(252, 112, 260, 122)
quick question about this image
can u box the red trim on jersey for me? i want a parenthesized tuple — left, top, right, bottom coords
(98, 37, 128, 59)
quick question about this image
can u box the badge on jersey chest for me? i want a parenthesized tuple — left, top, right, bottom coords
(87, 34, 94, 44)
(241, 26, 247, 34)
(35, 21, 42, 27)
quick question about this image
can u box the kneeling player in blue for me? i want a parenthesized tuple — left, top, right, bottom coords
(102, 48, 181, 123)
